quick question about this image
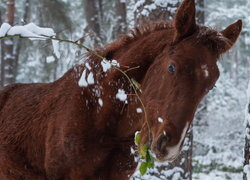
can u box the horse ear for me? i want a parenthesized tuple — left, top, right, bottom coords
(219, 20, 242, 54)
(173, 0, 196, 42)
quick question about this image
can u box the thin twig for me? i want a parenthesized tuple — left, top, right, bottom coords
(124, 65, 140, 73)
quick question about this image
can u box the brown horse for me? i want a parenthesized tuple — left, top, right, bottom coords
(0, 0, 242, 179)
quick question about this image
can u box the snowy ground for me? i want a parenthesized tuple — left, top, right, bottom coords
(192, 69, 247, 180)
(193, 171, 242, 180)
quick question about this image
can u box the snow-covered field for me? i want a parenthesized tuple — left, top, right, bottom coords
(193, 171, 241, 180)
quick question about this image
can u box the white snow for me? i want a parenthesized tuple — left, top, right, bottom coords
(0, 22, 60, 58)
(246, 80, 250, 126)
(78, 69, 88, 87)
(87, 72, 95, 85)
(52, 39, 60, 58)
(134, 0, 179, 18)
(116, 89, 127, 102)
(135, 131, 140, 137)
(85, 62, 91, 70)
(136, 108, 142, 113)
(46, 56, 55, 63)
(158, 117, 164, 123)
(111, 59, 120, 67)
(98, 98, 103, 107)
(101, 59, 112, 72)
(23, 23, 55, 37)
(244, 164, 250, 180)
(244, 81, 250, 177)
(7, 26, 39, 38)
(201, 64, 209, 78)
(193, 170, 242, 180)
(4, 39, 13, 45)
(0, 23, 11, 37)
(100, 59, 120, 72)
(78, 70, 95, 87)
(130, 146, 136, 154)
(1, 23, 55, 39)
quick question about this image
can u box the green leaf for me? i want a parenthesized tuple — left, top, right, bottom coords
(139, 145, 149, 157)
(146, 152, 154, 169)
(139, 161, 148, 175)
(134, 131, 141, 146)
(131, 78, 141, 90)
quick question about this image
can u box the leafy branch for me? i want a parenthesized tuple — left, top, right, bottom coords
(135, 132, 154, 175)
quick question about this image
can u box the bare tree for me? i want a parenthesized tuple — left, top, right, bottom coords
(83, 0, 102, 47)
(98, 0, 103, 22)
(14, 0, 30, 81)
(0, 9, 4, 87)
(134, 0, 180, 25)
(2, 0, 15, 86)
(243, 82, 250, 180)
(114, 0, 127, 37)
(196, 0, 205, 25)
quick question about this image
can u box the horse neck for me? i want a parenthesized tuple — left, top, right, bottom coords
(107, 29, 172, 82)
(66, 28, 172, 141)
(98, 29, 173, 139)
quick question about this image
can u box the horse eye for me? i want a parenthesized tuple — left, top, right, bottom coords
(168, 64, 175, 74)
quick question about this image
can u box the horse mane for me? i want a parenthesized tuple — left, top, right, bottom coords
(90, 21, 231, 62)
(97, 21, 172, 59)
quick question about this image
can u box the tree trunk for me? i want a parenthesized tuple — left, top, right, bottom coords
(98, 0, 103, 22)
(133, 0, 205, 179)
(83, 0, 102, 47)
(231, 50, 238, 84)
(196, 0, 205, 25)
(114, 0, 127, 38)
(243, 82, 250, 180)
(3, 0, 15, 86)
(0, 10, 4, 88)
(14, 0, 30, 80)
(134, 0, 180, 25)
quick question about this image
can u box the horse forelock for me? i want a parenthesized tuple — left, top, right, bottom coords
(182, 26, 232, 55)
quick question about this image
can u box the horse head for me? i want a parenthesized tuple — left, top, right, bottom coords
(138, 0, 242, 162)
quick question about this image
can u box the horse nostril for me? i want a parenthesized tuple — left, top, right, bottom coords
(157, 134, 170, 153)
